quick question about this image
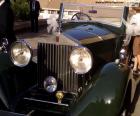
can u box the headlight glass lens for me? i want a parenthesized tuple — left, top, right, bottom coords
(69, 47, 93, 74)
(10, 41, 32, 67)
(44, 76, 57, 93)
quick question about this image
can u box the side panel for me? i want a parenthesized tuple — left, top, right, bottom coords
(69, 62, 129, 116)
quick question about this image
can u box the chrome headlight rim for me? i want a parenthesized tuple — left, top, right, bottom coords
(43, 76, 57, 93)
(10, 40, 32, 67)
(69, 46, 93, 74)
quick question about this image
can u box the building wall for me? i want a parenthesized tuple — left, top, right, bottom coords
(39, 0, 95, 9)
(39, 0, 134, 9)
(39, 0, 135, 20)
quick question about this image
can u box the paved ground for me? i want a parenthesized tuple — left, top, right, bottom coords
(133, 100, 140, 116)
(17, 28, 140, 116)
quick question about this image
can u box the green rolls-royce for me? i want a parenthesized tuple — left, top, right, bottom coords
(0, 3, 139, 116)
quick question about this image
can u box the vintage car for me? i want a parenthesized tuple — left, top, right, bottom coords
(0, 2, 139, 116)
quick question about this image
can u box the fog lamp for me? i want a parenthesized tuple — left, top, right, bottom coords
(10, 40, 32, 67)
(44, 76, 57, 93)
(69, 47, 93, 74)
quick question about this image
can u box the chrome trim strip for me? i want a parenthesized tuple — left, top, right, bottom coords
(24, 97, 69, 107)
(80, 33, 116, 45)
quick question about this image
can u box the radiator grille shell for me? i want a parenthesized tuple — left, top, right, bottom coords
(37, 43, 82, 93)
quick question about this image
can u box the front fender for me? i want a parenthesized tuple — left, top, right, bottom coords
(0, 53, 14, 109)
(0, 53, 37, 110)
(69, 62, 130, 116)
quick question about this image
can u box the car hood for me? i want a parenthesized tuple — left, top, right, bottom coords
(63, 24, 116, 45)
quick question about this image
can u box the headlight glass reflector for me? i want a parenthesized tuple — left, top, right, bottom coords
(44, 76, 57, 93)
(69, 47, 93, 74)
(10, 40, 32, 67)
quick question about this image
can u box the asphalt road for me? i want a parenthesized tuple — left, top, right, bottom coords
(17, 29, 140, 116)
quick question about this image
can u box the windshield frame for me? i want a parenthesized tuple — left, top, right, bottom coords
(59, 2, 126, 28)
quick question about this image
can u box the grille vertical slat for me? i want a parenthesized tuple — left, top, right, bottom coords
(60, 46, 62, 80)
(43, 44, 45, 88)
(55, 45, 58, 77)
(37, 44, 40, 86)
(62, 45, 66, 91)
(52, 44, 55, 74)
(46, 44, 49, 76)
(68, 46, 72, 92)
(57, 45, 60, 80)
(64, 45, 68, 91)
(74, 73, 77, 91)
(48, 44, 50, 70)
(45, 44, 47, 77)
(71, 70, 74, 91)
(67, 46, 70, 92)
(38, 43, 79, 93)
(66, 47, 71, 91)
(68, 47, 73, 90)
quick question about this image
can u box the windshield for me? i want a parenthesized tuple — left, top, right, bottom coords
(61, 3, 124, 27)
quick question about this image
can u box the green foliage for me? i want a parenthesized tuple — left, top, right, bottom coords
(11, 0, 30, 20)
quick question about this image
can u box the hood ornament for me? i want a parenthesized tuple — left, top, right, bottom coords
(56, 91, 64, 104)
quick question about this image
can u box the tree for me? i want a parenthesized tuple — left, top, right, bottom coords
(11, 0, 30, 20)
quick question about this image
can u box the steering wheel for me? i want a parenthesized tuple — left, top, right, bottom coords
(71, 12, 92, 21)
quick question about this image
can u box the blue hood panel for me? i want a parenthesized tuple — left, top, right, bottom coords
(64, 25, 111, 41)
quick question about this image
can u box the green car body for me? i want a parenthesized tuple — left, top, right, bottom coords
(0, 3, 139, 116)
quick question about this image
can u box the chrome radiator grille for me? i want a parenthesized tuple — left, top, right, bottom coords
(37, 43, 80, 93)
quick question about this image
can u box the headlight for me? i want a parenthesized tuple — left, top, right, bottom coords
(119, 48, 127, 60)
(44, 76, 57, 93)
(69, 47, 93, 74)
(10, 40, 32, 67)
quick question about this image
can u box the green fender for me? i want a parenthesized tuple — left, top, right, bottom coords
(69, 62, 130, 116)
(0, 53, 14, 109)
(0, 53, 37, 110)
